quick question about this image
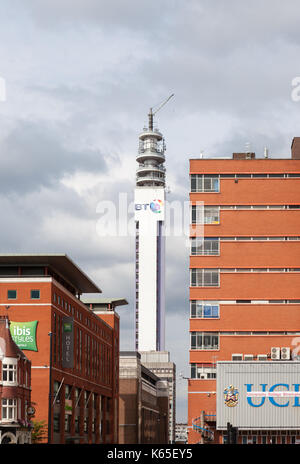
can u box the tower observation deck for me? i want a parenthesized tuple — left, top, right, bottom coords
(136, 127, 166, 187)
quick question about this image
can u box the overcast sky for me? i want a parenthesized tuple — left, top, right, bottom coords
(1, 0, 300, 422)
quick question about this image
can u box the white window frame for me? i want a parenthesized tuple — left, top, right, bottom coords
(1, 398, 17, 421)
(191, 237, 220, 255)
(190, 332, 219, 350)
(190, 269, 220, 287)
(2, 358, 18, 385)
(191, 175, 220, 193)
(190, 300, 220, 318)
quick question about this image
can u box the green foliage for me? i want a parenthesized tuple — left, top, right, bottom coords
(31, 420, 48, 443)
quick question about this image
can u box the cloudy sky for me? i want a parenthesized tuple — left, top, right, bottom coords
(1, 0, 300, 422)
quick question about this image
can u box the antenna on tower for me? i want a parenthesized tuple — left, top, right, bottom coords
(148, 93, 174, 130)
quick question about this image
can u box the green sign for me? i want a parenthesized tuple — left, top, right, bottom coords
(10, 321, 38, 351)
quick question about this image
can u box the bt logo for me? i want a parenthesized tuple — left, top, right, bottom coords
(150, 199, 163, 213)
(135, 199, 163, 213)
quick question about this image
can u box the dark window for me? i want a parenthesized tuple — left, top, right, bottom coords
(31, 290, 40, 299)
(7, 290, 17, 299)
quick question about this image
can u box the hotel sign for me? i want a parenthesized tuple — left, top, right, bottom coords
(10, 321, 38, 351)
(62, 317, 74, 369)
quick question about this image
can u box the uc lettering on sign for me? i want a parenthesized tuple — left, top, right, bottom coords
(245, 383, 300, 407)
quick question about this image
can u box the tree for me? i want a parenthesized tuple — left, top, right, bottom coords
(31, 420, 48, 444)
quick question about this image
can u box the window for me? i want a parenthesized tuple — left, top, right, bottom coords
(7, 290, 17, 299)
(191, 237, 219, 255)
(191, 206, 220, 224)
(191, 175, 219, 193)
(191, 363, 217, 379)
(190, 269, 219, 287)
(53, 413, 60, 433)
(190, 301, 219, 318)
(2, 362, 17, 383)
(191, 332, 219, 350)
(204, 207, 219, 224)
(2, 398, 17, 421)
(31, 289, 40, 299)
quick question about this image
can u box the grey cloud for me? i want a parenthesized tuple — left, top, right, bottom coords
(0, 120, 108, 194)
(25, 0, 179, 33)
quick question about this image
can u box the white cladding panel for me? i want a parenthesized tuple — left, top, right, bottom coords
(217, 362, 300, 430)
(135, 188, 165, 351)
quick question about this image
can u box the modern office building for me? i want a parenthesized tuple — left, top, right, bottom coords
(118, 351, 169, 444)
(188, 138, 300, 444)
(0, 253, 127, 444)
(0, 315, 32, 444)
(175, 423, 188, 444)
(140, 351, 176, 443)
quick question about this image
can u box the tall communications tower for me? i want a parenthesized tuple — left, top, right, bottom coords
(134, 95, 174, 352)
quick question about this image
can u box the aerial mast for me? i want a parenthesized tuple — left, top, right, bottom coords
(148, 93, 174, 131)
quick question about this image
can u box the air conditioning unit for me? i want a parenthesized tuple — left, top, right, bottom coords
(244, 354, 254, 361)
(257, 354, 268, 361)
(271, 347, 280, 360)
(232, 354, 243, 361)
(281, 347, 291, 360)
(200, 373, 207, 379)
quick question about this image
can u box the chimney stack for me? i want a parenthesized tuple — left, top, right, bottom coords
(232, 152, 255, 160)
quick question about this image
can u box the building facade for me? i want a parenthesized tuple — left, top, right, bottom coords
(175, 423, 188, 444)
(0, 254, 125, 444)
(0, 315, 32, 444)
(119, 351, 169, 444)
(140, 351, 176, 443)
(188, 138, 300, 444)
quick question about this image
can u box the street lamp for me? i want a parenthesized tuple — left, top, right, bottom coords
(48, 331, 53, 444)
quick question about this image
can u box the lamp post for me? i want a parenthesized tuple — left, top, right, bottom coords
(48, 331, 53, 444)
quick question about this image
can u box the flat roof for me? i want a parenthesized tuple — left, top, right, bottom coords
(81, 296, 128, 307)
(0, 253, 101, 294)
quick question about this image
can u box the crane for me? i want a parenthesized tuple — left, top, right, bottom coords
(148, 93, 174, 130)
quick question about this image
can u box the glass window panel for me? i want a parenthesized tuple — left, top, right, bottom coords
(31, 289, 40, 299)
(197, 333, 203, 349)
(191, 175, 196, 192)
(7, 290, 17, 299)
(203, 334, 211, 347)
(203, 306, 211, 317)
(212, 306, 219, 317)
(196, 302, 203, 317)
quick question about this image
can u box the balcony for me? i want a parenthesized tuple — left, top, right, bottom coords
(136, 150, 165, 164)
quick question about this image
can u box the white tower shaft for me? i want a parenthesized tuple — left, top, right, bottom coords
(134, 100, 171, 351)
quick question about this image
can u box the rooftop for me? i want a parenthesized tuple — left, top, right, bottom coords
(0, 253, 101, 294)
(80, 296, 128, 307)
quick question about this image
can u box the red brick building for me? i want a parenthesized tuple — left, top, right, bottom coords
(188, 138, 300, 444)
(0, 315, 32, 444)
(0, 254, 125, 444)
